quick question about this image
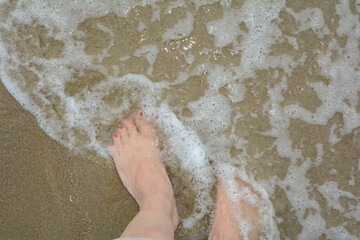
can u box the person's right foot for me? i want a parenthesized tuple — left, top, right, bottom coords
(209, 179, 260, 240)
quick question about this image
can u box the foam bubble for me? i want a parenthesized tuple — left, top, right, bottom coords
(162, 11, 194, 41)
(187, 93, 232, 136)
(206, 9, 242, 48)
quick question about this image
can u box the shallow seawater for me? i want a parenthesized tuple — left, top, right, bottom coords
(0, 0, 359, 239)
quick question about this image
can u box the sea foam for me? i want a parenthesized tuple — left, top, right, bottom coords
(1, 0, 359, 238)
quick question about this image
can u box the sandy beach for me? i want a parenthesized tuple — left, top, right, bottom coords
(0, 81, 139, 239)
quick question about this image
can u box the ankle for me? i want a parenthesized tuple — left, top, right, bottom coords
(140, 192, 178, 227)
(141, 192, 174, 212)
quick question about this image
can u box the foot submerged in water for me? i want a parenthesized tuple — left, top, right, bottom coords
(110, 112, 179, 230)
(109, 112, 261, 239)
(209, 179, 261, 240)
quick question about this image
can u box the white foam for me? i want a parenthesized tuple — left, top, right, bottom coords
(317, 181, 360, 221)
(288, 7, 329, 36)
(164, 0, 186, 14)
(324, 225, 359, 240)
(206, 64, 235, 90)
(162, 11, 194, 41)
(187, 93, 232, 135)
(150, 104, 215, 228)
(238, 1, 285, 73)
(206, 9, 242, 48)
(133, 45, 159, 75)
(280, 160, 326, 239)
(315, 143, 324, 166)
(227, 81, 246, 103)
(329, 124, 341, 145)
(137, 21, 146, 32)
(1, 0, 359, 238)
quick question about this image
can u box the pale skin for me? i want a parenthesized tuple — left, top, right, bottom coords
(110, 112, 260, 240)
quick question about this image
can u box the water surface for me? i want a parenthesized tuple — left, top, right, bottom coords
(0, 0, 359, 239)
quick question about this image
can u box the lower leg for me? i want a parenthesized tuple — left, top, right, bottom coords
(120, 194, 176, 240)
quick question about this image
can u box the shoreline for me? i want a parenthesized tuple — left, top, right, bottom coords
(0, 81, 138, 239)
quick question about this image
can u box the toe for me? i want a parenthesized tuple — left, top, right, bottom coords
(119, 124, 129, 142)
(134, 112, 154, 136)
(124, 116, 139, 136)
(113, 132, 123, 148)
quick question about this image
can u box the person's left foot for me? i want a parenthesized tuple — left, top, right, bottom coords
(110, 112, 179, 230)
(209, 179, 260, 240)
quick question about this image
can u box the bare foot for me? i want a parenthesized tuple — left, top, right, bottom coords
(110, 112, 179, 231)
(209, 179, 260, 240)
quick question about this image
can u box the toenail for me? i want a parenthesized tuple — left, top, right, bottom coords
(114, 134, 118, 137)
(125, 116, 130, 120)
(120, 125, 124, 129)
(140, 111, 143, 117)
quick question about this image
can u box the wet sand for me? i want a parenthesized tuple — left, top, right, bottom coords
(0, 81, 139, 239)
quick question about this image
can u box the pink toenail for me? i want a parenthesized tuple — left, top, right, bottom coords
(120, 125, 124, 129)
(140, 111, 143, 117)
(125, 116, 130, 120)
(114, 134, 118, 137)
